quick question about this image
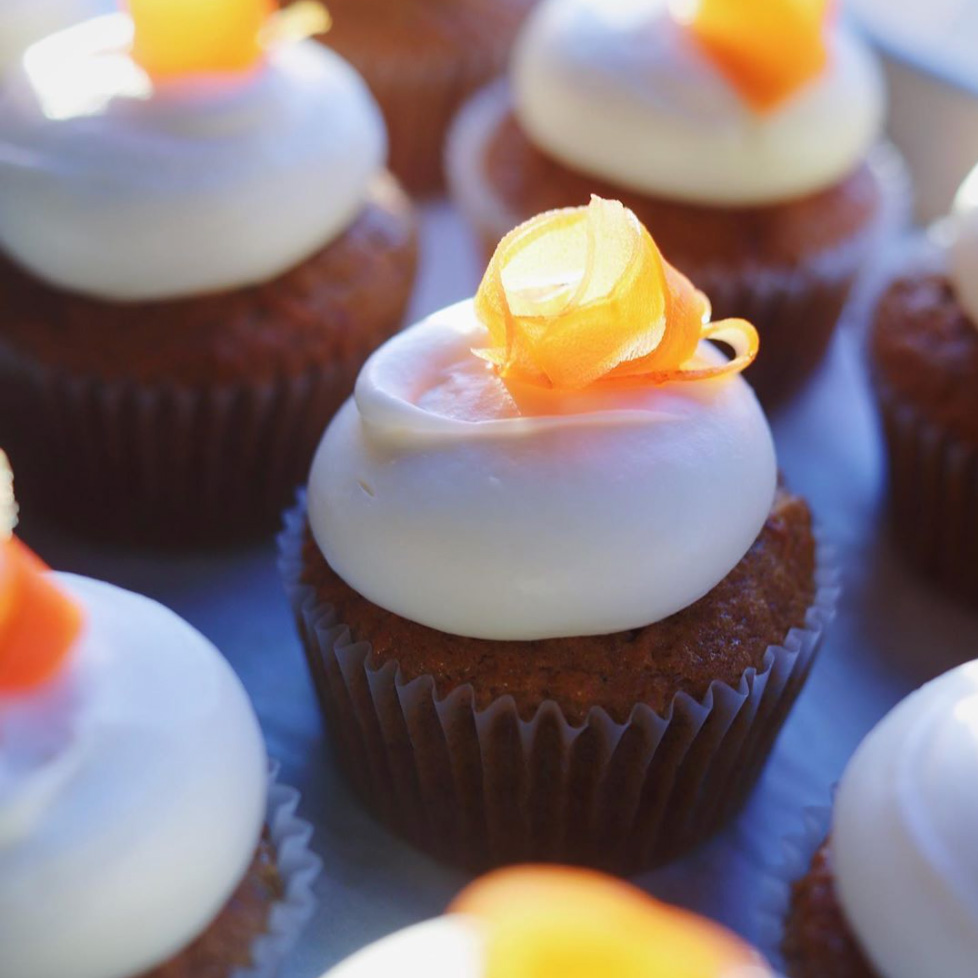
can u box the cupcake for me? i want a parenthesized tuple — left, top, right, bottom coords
(868, 164, 978, 606)
(777, 660, 978, 978)
(0, 0, 112, 73)
(304, 0, 538, 195)
(281, 197, 838, 873)
(0, 3, 418, 545)
(327, 866, 776, 977)
(0, 451, 320, 977)
(447, 0, 908, 405)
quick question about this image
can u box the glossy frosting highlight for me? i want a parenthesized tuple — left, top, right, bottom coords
(308, 300, 777, 640)
(833, 660, 978, 978)
(0, 574, 268, 978)
(0, 14, 386, 300)
(949, 162, 978, 327)
(0, 0, 112, 73)
(512, 0, 885, 205)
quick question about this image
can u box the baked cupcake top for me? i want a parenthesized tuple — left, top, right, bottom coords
(309, 197, 776, 639)
(0, 0, 111, 73)
(510, 0, 885, 205)
(831, 660, 978, 978)
(325, 866, 775, 977)
(0, 0, 385, 301)
(0, 455, 268, 978)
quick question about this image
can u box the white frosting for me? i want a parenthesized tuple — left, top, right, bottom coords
(949, 163, 978, 327)
(511, 0, 886, 205)
(0, 574, 268, 978)
(0, 0, 113, 74)
(832, 660, 978, 978)
(0, 14, 386, 301)
(308, 300, 777, 641)
(325, 917, 485, 978)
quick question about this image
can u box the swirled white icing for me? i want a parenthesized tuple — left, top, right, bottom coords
(511, 0, 885, 205)
(307, 299, 777, 641)
(949, 163, 978, 328)
(832, 660, 978, 978)
(0, 13, 386, 300)
(0, 0, 112, 74)
(0, 573, 268, 978)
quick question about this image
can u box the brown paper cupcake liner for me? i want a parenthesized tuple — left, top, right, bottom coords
(873, 377, 978, 606)
(279, 498, 839, 875)
(446, 82, 912, 405)
(0, 349, 368, 547)
(325, 0, 535, 196)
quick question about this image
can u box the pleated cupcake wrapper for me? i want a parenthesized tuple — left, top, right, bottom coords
(873, 377, 978, 606)
(279, 498, 840, 874)
(446, 82, 912, 404)
(334, 0, 534, 195)
(235, 763, 323, 978)
(0, 348, 362, 546)
(755, 804, 833, 977)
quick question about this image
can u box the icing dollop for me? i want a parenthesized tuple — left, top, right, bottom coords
(0, 573, 268, 978)
(0, 13, 385, 300)
(511, 0, 885, 205)
(0, 0, 112, 74)
(949, 163, 978, 327)
(307, 299, 776, 640)
(833, 660, 978, 978)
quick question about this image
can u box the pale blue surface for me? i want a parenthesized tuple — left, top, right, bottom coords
(19, 205, 978, 977)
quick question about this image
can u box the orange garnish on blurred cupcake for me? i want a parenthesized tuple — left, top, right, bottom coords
(128, 0, 331, 80)
(686, 0, 833, 111)
(0, 452, 83, 692)
(475, 196, 758, 390)
(452, 866, 770, 977)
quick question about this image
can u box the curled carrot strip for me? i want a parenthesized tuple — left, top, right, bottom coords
(451, 866, 769, 978)
(0, 538, 84, 693)
(687, 0, 833, 112)
(0, 453, 83, 693)
(474, 197, 758, 390)
(128, 0, 277, 80)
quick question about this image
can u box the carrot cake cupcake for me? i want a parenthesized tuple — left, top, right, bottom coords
(778, 659, 978, 978)
(309, 0, 538, 195)
(869, 163, 978, 606)
(448, 0, 907, 404)
(0, 451, 320, 977)
(281, 197, 838, 873)
(0, 2, 417, 545)
(326, 866, 776, 977)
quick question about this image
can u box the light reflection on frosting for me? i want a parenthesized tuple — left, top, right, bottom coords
(949, 163, 978, 327)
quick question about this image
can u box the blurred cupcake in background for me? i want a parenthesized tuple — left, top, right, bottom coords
(774, 660, 978, 978)
(298, 0, 538, 195)
(327, 866, 776, 977)
(0, 1, 417, 545)
(0, 450, 320, 977)
(868, 163, 978, 607)
(281, 197, 838, 874)
(448, 0, 910, 405)
(0, 0, 114, 73)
